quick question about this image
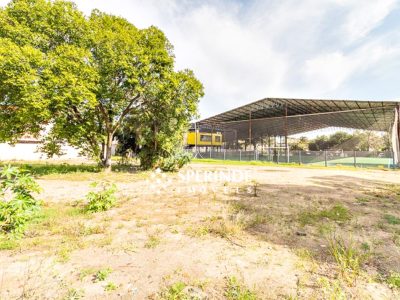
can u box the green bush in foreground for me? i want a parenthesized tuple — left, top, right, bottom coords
(387, 272, 400, 289)
(159, 150, 192, 172)
(0, 166, 41, 236)
(84, 182, 117, 213)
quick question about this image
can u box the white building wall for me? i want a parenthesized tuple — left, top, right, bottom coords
(0, 143, 84, 161)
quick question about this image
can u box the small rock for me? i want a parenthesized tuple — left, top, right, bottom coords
(296, 231, 307, 236)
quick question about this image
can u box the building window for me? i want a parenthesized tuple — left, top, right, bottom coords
(200, 134, 212, 142)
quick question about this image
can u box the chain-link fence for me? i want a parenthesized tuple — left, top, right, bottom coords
(191, 149, 396, 169)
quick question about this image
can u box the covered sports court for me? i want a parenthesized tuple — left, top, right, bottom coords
(194, 98, 400, 167)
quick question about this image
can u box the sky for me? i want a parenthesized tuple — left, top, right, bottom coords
(1, 0, 400, 121)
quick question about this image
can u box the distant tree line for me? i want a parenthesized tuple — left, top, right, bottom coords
(290, 131, 391, 151)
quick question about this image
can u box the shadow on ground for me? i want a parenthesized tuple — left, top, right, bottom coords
(224, 174, 400, 274)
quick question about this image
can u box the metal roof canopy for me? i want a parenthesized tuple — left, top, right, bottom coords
(197, 98, 400, 140)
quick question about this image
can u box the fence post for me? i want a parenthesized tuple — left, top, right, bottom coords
(287, 149, 290, 163)
(224, 149, 226, 160)
(390, 151, 394, 169)
(298, 150, 301, 165)
(324, 150, 327, 167)
(239, 150, 242, 161)
(277, 150, 279, 164)
(353, 150, 357, 168)
(210, 148, 212, 159)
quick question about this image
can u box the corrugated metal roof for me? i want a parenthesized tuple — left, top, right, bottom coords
(197, 98, 399, 138)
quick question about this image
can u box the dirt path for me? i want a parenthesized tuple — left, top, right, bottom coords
(1, 164, 399, 299)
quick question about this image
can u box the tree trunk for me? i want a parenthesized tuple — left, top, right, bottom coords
(100, 142, 105, 161)
(102, 133, 113, 172)
(154, 122, 157, 151)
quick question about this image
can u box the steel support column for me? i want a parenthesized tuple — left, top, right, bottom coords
(249, 111, 252, 150)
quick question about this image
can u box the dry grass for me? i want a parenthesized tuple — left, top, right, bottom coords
(1, 162, 400, 299)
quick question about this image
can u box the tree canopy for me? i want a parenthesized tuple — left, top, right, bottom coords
(0, 0, 203, 170)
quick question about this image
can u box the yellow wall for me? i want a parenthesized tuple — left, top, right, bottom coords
(187, 132, 222, 146)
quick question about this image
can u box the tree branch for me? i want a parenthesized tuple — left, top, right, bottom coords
(112, 94, 141, 133)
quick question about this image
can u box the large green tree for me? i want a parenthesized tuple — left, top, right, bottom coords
(0, 0, 203, 171)
(138, 69, 203, 169)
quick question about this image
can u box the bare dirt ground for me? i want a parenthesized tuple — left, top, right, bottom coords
(1, 162, 400, 299)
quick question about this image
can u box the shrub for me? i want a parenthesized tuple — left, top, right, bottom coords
(159, 150, 192, 172)
(225, 276, 258, 300)
(386, 272, 400, 289)
(144, 233, 161, 248)
(104, 282, 117, 292)
(84, 182, 117, 213)
(0, 165, 41, 236)
(161, 281, 188, 300)
(94, 268, 112, 282)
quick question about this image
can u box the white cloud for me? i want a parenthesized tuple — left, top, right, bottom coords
(0, 0, 399, 117)
(339, 0, 397, 42)
(304, 35, 399, 94)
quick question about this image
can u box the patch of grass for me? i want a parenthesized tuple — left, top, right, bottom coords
(185, 225, 210, 237)
(386, 272, 400, 289)
(0, 162, 101, 176)
(95, 234, 113, 247)
(0, 161, 149, 182)
(361, 242, 370, 252)
(230, 202, 249, 213)
(104, 282, 118, 292)
(0, 235, 20, 250)
(29, 205, 87, 232)
(295, 248, 314, 262)
(393, 232, 400, 247)
(384, 214, 400, 225)
(245, 213, 269, 228)
(160, 281, 188, 300)
(318, 277, 346, 300)
(63, 288, 84, 300)
(317, 223, 334, 235)
(57, 246, 72, 263)
(82, 224, 106, 235)
(355, 197, 370, 203)
(328, 236, 366, 284)
(191, 158, 361, 171)
(94, 268, 112, 282)
(186, 215, 245, 239)
(299, 205, 351, 226)
(294, 248, 318, 273)
(79, 267, 97, 281)
(225, 276, 258, 300)
(207, 216, 244, 238)
(144, 234, 161, 249)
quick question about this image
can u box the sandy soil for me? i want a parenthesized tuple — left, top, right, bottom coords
(1, 163, 400, 299)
